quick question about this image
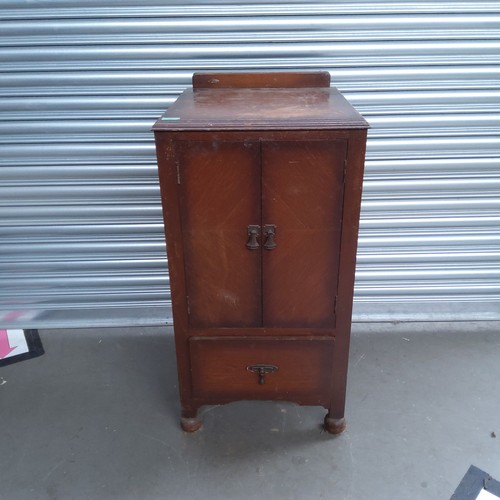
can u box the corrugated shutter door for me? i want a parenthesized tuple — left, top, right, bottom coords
(1, 1, 499, 328)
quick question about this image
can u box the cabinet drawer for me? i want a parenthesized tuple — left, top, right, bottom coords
(189, 337, 334, 404)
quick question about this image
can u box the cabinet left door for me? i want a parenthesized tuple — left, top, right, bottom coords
(174, 140, 262, 328)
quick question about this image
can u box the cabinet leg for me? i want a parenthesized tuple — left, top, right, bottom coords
(323, 413, 346, 435)
(180, 410, 202, 433)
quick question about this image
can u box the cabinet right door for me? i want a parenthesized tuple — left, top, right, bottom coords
(261, 140, 347, 328)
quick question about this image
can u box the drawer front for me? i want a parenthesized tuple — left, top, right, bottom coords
(189, 337, 334, 404)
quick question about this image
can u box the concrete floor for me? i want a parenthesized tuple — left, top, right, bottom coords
(1, 322, 499, 500)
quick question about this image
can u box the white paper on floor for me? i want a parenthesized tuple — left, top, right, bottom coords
(0, 329, 29, 359)
(477, 489, 500, 500)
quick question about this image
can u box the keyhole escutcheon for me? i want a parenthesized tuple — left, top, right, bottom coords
(247, 364, 279, 385)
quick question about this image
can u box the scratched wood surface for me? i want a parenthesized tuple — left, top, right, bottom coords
(152, 72, 369, 132)
(261, 140, 347, 328)
(176, 140, 262, 328)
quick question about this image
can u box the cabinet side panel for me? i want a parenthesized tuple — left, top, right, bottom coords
(262, 140, 347, 328)
(154, 133, 193, 412)
(176, 140, 262, 328)
(329, 129, 368, 419)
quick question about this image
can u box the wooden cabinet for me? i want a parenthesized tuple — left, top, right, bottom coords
(153, 71, 368, 433)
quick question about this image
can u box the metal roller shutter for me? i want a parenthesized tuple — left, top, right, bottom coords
(1, 0, 499, 328)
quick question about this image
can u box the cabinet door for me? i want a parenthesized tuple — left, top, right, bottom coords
(176, 140, 262, 328)
(261, 140, 347, 328)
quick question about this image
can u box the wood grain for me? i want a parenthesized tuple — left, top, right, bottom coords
(193, 71, 330, 89)
(190, 336, 334, 405)
(176, 140, 262, 328)
(261, 140, 347, 328)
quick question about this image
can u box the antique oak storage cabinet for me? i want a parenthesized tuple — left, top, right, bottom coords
(153, 72, 368, 433)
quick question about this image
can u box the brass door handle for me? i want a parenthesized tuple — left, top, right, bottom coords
(263, 224, 277, 250)
(246, 225, 260, 250)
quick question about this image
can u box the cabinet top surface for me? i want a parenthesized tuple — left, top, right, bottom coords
(152, 87, 369, 131)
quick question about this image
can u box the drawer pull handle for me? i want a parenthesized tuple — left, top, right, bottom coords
(247, 364, 279, 385)
(246, 225, 260, 250)
(263, 224, 277, 250)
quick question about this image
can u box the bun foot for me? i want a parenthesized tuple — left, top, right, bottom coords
(324, 414, 346, 434)
(180, 416, 202, 433)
